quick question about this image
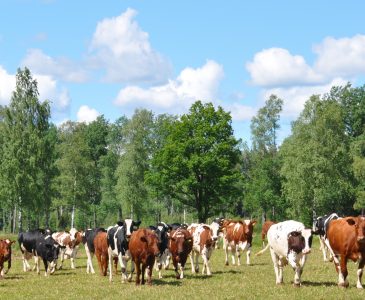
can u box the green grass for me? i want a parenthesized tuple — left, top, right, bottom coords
(1, 232, 364, 300)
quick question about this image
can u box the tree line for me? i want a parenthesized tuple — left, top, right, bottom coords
(0, 68, 364, 232)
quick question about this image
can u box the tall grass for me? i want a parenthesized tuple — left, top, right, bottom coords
(1, 232, 364, 299)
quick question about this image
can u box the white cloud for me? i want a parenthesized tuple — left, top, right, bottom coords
(77, 105, 100, 124)
(22, 49, 88, 83)
(262, 77, 348, 118)
(224, 103, 256, 121)
(0, 66, 16, 105)
(0, 65, 71, 117)
(89, 8, 172, 84)
(114, 60, 224, 114)
(314, 35, 365, 78)
(246, 48, 323, 87)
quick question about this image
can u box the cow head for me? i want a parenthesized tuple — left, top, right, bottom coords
(346, 216, 365, 242)
(0, 239, 15, 260)
(171, 229, 193, 257)
(210, 218, 224, 241)
(141, 232, 160, 257)
(288, 229, 312, 255)
(124, 219, 141, 239)
(44, 236, 60, 271)
(243, 220, 257, 244)
(312, 216, 324, 235)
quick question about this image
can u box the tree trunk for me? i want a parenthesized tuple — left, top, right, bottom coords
(13, 205, 17, 233)
(93, 208, 97, 228)
(45, 208, 50, 228)
(118, 206, 122, 221)
(71, 205, 75, 228)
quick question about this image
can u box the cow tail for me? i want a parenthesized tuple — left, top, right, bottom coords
(255, 243, 270, 256)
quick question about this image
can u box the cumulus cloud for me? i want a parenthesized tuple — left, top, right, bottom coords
(0, 66, 16, 105)
(22, 49, 88, 83)
(262, 77, 348, 118)
(114, 60, 224, 114)
(224, 103, 256, 121)
(89, 8, 172, 84)
(246, 48, 323, 87)
(314, 35, 365, 78)
(77, 105, 100, 124)
(0, 65, 71, 117)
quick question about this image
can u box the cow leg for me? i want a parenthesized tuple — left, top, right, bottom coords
(179, 262, 185, 279)
(270, 248, 282, 284)
(319, 238, 328, 262)
(235, 245, 241, 266)
(246, 245, 251, 265)
(85, 244, 95, 274)
(338, 255, 349, 288)
(357, 257, 365, 289)
(147, 264, 153, 285)
(173, 257, 180, 279)
(58, 248, 65, 270)
(135, 260, 141, 285)
(95, 248, 103, 276)
(108, 249, 115, 282)
(118, 253, 128, 283)
(223, 238, 229, 266)
(141, 263, 146, 285)
(35, 256, 40, 275)
(43, 259, 49, 276)
(70, 256, 75, 269)
(0, 265, 4, 279)
(202, 249, 211, 276)
(190, 252, 196, 273)
(195, 252, 199, 273)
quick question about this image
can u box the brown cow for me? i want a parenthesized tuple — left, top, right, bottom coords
(94, 232, 109, 276)
(188, 223, 215, 275)
(169, 227, 193, 279)
(327, 216, 365, 288)
(0, 239, 15, 279)
(129, 228, 160, 285)
(223, 219, 257, 266)
(261, 220, 276, 248)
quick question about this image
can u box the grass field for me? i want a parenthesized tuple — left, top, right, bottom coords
(1, 232, 364, 300)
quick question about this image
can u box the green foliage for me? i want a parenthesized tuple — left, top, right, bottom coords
(280, 96, 354, 225)
(149, 101, 242, 222)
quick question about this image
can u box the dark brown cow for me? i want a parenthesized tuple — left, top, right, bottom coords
(327, 216, 365, 288)
(0, 239, 15, 279)
(169, 228, 193, 279)
(94, 232, 109, 276)
(223, 219, 257, 266)
(129, 229, 160, 285)
(261, 220, 276, 248)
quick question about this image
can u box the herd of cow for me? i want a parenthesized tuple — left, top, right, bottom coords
(1, 214, 365, 289)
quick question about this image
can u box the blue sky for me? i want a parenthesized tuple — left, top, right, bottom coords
(1, 1, 364, 145)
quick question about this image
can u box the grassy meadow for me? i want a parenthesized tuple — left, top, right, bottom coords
(1, 231, 364, 300)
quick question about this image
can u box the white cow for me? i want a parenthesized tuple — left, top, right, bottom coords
(188, 223, 215, 276)
(256, 220, 312, 287)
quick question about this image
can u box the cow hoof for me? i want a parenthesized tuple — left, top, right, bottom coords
(225, 262, 229, 266)
(338, 282, 349, 288)
(356, 284, 363, 289)
(176, 274, 180, 279)
(276, 282, 284, 286)
(293, 283, 301, 288)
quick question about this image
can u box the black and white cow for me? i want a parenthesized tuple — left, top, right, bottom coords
(107, 219, 141, 282)
(18, 229, 59, 276)
(256, 220, 313, 287)
(312, 213, 339, 262)
(210, 217, 224, 249)
(82, 227, 106, 274)
(149, 222, 171, 278)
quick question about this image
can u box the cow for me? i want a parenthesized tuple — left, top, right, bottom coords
(82, 227, 106, 274)
(188, 223, 215, 276)
(18, 229, 59, 276)
(210, 217, 224, 249)
(223, 219, 257, 266)
(326, 216, 365, 288)
(94, 231, 109, 276)
(0, 239, 15, 279)
(107, 219, 141, 282)
(256, 220, 312, 287)
(262, 220, 276, 248)
(149, 222, 171, 278)
(129, 228, 160, 285)
(312, 213, 339, 262)
(52, 228, 83, 269)
(168, 227, 193, 279)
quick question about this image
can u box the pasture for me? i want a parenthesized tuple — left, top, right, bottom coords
(1, 232, 364, 300)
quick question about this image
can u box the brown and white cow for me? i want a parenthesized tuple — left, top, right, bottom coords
(262, 220, 276, 248)
(188, 223, 215, 276)
(326, 216, 365, 288)
(129, 228, 160, 285)
(223, 219, 257, 266)
(52, 228, 83, 269)
(0, 239, 15, 279)
(169, 227, 193, 279)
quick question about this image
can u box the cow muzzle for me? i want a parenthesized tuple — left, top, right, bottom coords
(357, 236, 365, 242)
(213, 237, 218, 241)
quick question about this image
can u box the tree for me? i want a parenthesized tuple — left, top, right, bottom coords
(280, 95, 354, 225)
(245, 95, 284, 221)
(149, 101, 242, 223)
(115, 109, 154, 220)
(0, 68, 52, 231)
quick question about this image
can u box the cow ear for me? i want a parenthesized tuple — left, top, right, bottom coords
(140, 236, 147, 243)
(251, 220, 257, 226)
(135, 220, 142, 226)
(186, 237, 193, 244)
(346, 218, 356, 226)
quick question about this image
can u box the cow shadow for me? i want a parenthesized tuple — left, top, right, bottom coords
(52, 271, 74, 276)
(152, 279, 182, 286)
(215, 270, 243, 275)
(300, 280, 337, 287)
(4, 275, 25, 280)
